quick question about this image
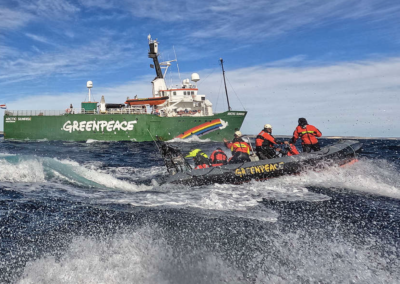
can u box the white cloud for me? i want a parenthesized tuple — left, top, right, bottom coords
(87, 0, 400, 41)
(0, 7, 33, 30)
(198, 57, 400, 137)
(16, 0, 80, 18)
(0, 37, 137, 84)
(2, 56, 400, 137)
(0, 0, 80, 33)
(25, 33, 55, 45)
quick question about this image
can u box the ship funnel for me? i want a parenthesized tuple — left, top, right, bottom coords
(191, 73, 200, 82)
(100, 95, 106, 114)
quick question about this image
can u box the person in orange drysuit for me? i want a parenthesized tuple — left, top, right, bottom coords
(209, 148, 228, 166)
(255, 124, 282, 160)
(224, 131, 251, 164)
(282, 138, 300, 156)
(292, 118, 322, 153)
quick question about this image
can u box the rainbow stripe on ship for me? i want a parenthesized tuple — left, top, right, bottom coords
(176, 119, 223, 139)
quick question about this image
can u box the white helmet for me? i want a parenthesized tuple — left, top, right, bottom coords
(264, 124, 272, 129)
(234, 130, 242, 137)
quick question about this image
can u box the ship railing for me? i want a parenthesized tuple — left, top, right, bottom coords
(5, 108, 164, 116)
(80, 109, 96, 114)
(4, 110, 82, 116)
(106, 108, 148, 114)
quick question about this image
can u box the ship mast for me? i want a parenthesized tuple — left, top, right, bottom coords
(220, 58, 232, 111)
(148, 34, 163, 79)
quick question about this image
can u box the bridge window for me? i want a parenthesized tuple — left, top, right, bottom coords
(191, 91, 194, 95)
(173, 92, 176, 96)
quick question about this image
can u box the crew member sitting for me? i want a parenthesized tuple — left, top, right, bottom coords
(223, 131, 251, 164)
(281, 139, 300, 156)
(209, 148, 228, 166)
(185, 149, 211, 169)
(292, 118, 322, 152)
(255, 124, 282, 160)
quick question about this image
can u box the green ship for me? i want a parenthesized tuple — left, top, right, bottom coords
(3, 35, 246, 142)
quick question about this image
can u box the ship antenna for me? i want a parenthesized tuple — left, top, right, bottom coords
(87, 81, 93, 102)
(173, 46, 181, 81)
(220, 58, 232, 111)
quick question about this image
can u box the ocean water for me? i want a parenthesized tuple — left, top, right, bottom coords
(0, 138, 399, 283)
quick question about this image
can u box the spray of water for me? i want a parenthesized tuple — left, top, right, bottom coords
(16, 225, 399, 284)
(17, 227, 245, 284)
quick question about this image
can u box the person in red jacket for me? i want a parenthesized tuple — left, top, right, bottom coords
(282, 139, 300, 156)
(292, 118, 322, 153)
(209, 148, 228, 166)
(223, 131, 251, 164)
(255, 124, 282, 160)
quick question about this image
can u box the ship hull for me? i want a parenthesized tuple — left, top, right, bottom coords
(4, 111, 246, 142)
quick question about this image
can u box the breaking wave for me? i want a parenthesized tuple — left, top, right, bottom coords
(0, 155, 150, 192)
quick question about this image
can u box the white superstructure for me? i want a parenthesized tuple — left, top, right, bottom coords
(147, 35, 214, 117)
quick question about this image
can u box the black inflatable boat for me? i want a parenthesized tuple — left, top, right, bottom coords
(158, 140, 363, 186)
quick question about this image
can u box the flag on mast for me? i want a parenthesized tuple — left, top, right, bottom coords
(0, 104, 6, 109)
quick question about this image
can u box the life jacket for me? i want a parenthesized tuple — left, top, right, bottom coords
(192, 151, 211, 169)
(209, 149, 228, 166)
(255, 130, 277, 148)
(226, 139, 250, 155)
(195, 164, 210, 169)
(293, 125, 322, 145)
(287, 144, 299, 156)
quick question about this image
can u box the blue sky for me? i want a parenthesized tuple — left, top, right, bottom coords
(1, 0, 400, 137)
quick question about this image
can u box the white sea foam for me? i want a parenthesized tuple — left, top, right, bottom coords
(0, 159, 45, 183)
(16, 227, 399, 284)
(266, 158, 400, 199)
(85, 139, 109, 144)
(167, 136, 212, 143)
(17, 228, 243, 284)
(3, 155, 399, 222)
(0, 152, 16, 157)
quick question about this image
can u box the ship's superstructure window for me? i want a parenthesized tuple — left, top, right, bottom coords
(173, 92, 176, 96)
(191, 91, 194, 95)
